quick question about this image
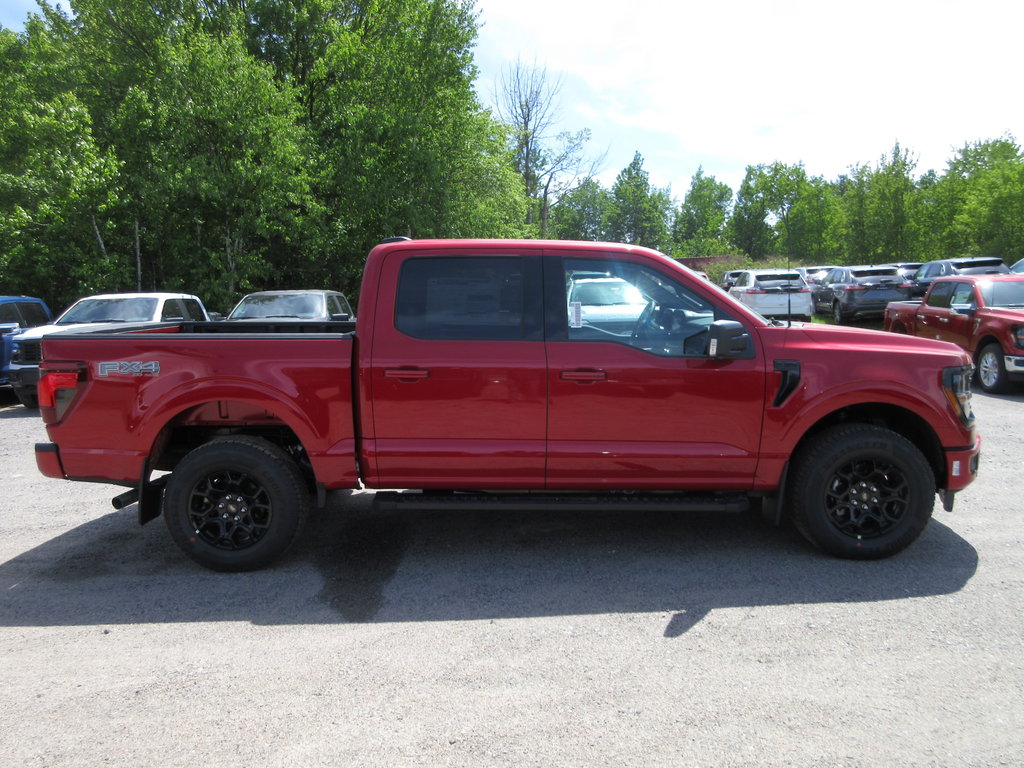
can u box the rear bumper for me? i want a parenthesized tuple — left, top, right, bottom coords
(35, 442, 65, 479)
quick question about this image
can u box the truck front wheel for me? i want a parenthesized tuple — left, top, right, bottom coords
(13, 386, 38, 408)
(163, 436, 310, 571)
(788, 424, 934, 559)
(976, 342, 1010, 394)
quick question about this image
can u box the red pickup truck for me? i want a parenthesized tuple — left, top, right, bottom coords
(884, 274, 1024, 394)
(34, 239, 980, 570)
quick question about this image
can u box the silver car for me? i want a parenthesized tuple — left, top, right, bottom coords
(729, 269, 814, 322)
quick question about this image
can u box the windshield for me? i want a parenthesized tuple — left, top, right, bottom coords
(569, 279, 646, 306)
(979, 281, 1024, 308)
(229, 293, 326, 319)
(57, 297, 159, 324)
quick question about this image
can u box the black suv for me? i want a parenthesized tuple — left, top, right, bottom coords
(812, 265, 912, 324)
(909, 257, 1009, 298)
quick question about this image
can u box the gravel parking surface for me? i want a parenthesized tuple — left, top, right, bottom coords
(1, 386, 1022, 767)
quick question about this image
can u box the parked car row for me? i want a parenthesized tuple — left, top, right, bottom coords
(720, 256, 1016, 325)
(2, 288, 353, 408)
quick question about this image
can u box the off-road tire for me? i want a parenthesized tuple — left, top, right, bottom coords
(788, 424, 935, 559)
(163, 436, 310, 571)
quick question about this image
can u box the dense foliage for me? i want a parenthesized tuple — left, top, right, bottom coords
(2, 1, 1021, 313)
(1, 0, 525, 312)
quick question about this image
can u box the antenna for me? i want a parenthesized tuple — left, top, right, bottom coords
(787, 251, 793, 326)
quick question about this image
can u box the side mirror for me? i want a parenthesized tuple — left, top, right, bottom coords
(330, 312, 351, 321)
(708, 320, 754, 359)
(950, 303, 975, 316)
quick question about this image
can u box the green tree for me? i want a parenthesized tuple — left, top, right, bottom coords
(550, 177, 613, 241)
(607, 152, 670, 249)
(672, 167, 732, 257)
(918, 136, 1021, 258)
(866, 143, 919, 262)
(787, 176, 843, 263)
(0, 24, 122, 309)
(729, 165, 774, 259)
(142, 31, 314, 308)
(957, 158, 1024, 262)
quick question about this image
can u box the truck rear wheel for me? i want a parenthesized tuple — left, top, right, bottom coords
(788, 424, 934, 559)
(976, 342, 1010, 394)
(163, 436, 310, 571)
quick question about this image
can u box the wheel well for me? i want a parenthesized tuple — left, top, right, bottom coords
(791, 403, 947, 487)
(149, 402, 310, 480)
(973, 335, 1002, 361)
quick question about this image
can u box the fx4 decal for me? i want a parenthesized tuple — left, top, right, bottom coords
(98, 361, 161, 377)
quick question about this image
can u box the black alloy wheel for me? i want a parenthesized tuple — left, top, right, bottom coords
(164, 436, 310, 571)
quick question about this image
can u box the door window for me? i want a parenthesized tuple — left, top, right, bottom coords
(925, 282, 955, 308)
(559, 258, 731, 357)
(950, 283, 975, 307)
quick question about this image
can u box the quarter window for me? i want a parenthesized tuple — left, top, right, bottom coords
(395, 256, 541, 340)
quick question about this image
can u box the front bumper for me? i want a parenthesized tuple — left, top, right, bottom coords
(943, 434, 982, 495)
(9, 364, 40, 391)
(1005, 354, 1024, 378)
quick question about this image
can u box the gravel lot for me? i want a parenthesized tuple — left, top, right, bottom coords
(1, 385, 1022, 767)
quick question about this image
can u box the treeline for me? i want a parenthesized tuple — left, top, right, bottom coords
(2, 1, 1022, 314)
(548, 141, 1024, 276)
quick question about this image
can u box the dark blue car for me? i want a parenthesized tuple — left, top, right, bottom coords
(1, 296, 53, 387)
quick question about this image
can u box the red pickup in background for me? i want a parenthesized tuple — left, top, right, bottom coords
(884, 274, 1024, 393)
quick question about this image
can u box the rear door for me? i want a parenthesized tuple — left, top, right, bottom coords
(916, 281, 956, 340)
(363, 248, 547, 488)
(544, 250, 767, 490)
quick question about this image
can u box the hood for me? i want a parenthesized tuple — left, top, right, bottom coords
(7, 321, 124, 342)
(785, 321, 967, 355)
(978, 307, 1024, 323)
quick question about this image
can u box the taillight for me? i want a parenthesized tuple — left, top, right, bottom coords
(746, 289, 767, 294)
(842, 285, 867, 291)
(38, 370, 81, 423)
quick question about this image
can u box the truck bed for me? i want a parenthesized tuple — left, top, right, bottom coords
(38, 320, 359, 491)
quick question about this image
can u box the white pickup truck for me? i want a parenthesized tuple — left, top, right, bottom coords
(7, 292, 210, 407)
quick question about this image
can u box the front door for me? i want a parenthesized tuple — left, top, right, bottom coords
(545, 252, 767, 490)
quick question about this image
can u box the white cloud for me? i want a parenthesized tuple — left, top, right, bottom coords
(475, 0, 1024, 194)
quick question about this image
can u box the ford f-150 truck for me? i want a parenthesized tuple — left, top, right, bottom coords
(33, 239, 980, 571)
(884, 274, 1024, 394)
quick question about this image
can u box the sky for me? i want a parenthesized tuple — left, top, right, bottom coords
(473, 0, 1023, 197)
(4, 0, 1022, 200)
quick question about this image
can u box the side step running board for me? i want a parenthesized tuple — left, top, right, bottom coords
(372, 491, 750, 514)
